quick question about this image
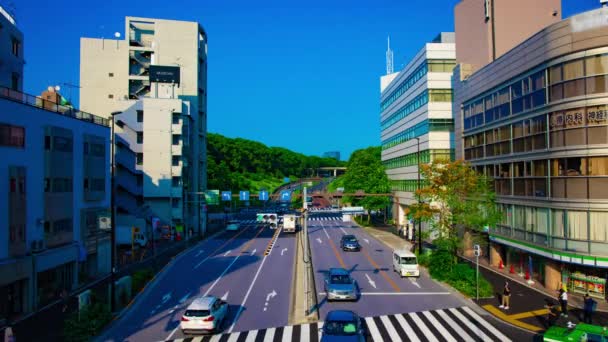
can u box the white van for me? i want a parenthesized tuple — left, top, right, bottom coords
(392, 249, 420, 278)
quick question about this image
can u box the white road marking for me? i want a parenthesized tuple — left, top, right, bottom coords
(340, 227, 347, 234)
(227, 332, 241, 342)
(266, 290, 277, 302)
(365, 274, 377, 289)
(281, 248, 288, 256)
(409, 278, 421, 288)
(281, 325, 293, 342)
(300, 323, 310, 341)
(317, 291, 450, 295)
(251, 248, 257, 256)
(363, 238, 370, 244)
(395, 314, 420, 342)
(263, 327, 276, 342)
(364, 317, 382, 342)
(435, 309, 474, 341)
(461, 306, 511, 342)
(195, 249, 204, 257)
(316, 238, 322, 244)
(210, 335, 222, 342)
(178, 292, 190, 304)
(221, 291, 229, 301)
(245, 330, 258, 342)
(162, 292, 171, 303)
(422, 310, 457, 342)
(410, 312, 438, 342)
(380, 315, 403, 342)
(223, 250, 231, 257)
(449, 308, 492, 341)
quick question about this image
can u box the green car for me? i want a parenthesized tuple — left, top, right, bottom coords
(544, 323, 608, 341)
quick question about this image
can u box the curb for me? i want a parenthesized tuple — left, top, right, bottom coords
(287, 230, 300, 325)
(95, 231, 224, 342)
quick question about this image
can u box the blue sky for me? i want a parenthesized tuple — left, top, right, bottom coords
(17, 0, 601, 159)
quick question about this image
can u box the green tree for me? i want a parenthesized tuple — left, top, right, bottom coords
(408, 160, 502, 253)
(341, 147, 391, 222)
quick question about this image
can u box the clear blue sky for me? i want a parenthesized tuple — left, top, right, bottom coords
(18, 0, 600, 159)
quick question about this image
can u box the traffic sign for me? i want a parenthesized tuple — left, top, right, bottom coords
(221, 191, 232, 201)
(280, 190, 291, 202)
(259, 190, 269, 201)
(239, 190, 250, 201)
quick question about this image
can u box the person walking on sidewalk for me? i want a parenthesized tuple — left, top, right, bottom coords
(499, 281, 511, 310)
(583, 293, 597, 324)
(558, 288, 568, 317)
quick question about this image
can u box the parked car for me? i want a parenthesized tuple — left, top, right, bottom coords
(543, 322, 608, 341)
(325, 268, 359, 301)
(340, 235, 361, 252)
(225, 220, 240, 231)
(180, 295, 229, 335)
(321, 310, 366, 342)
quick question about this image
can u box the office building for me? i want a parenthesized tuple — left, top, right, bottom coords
(0, 7, 23, 91)
(0, 86, 110, 322)
(453, 3, 608, 299)
(80, 16, 208, 235)
(380, 33, 456, 234)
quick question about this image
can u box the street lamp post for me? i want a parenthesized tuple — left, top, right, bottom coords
(110, 111, 122, 313)
(414, 137, 422, 254)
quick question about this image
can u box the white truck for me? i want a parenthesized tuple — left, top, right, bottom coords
(282, 214, 298, 233)
(116, 226, 148, 248)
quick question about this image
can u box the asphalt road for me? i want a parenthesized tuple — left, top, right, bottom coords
(97, 218, 296, 342)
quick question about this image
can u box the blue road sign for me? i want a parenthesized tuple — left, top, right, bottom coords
(221, 191, 232, 201)
(259, 190, 269, 201)
(239, 191, 250, 201)
(280, 190, 291, 202)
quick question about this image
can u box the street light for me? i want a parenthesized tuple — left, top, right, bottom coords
(110, 110, 122, 312)
(414, 137, 422, 254)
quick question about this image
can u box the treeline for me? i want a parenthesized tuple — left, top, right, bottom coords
(207, 133, 343, 191)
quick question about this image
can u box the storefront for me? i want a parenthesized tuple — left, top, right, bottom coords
(504, 246, 545, 284)
(562, 265, 607, 299)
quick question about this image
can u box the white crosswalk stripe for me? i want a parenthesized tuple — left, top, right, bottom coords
(162, 306, 511, 342)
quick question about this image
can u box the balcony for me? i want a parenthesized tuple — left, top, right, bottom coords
(45, 231, 73, 249)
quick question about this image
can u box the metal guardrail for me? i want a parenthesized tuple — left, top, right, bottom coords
(0, 86, 109, 127)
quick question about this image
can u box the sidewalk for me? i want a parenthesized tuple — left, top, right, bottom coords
(461, 255, 608, 333)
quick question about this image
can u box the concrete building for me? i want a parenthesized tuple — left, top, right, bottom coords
(0, 6, 23, 91)
(0, 86, 110, 323)
(380, 33, 456, 235)
(80, 16, 208, 235)
(453, 2, 608, 300)
(322, 151, 341, 161)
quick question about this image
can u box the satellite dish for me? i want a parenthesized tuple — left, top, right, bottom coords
(54, 85, 61, 91)
(114, 32, 121, 38)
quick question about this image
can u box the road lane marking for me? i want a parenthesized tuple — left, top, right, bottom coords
(194, 226, 250, 269)
(395, 313, 420, 342)
(316, 238, 322, 244)
(317, 291, 450, 295)
(227, 332, 241, 342)
(380, 315, 403, 342)
(263, 327, 276, 342)
(364, 317, 383, 342)
(322, 227, 346, 268)
(281, 247, 288, 256)
(340, 227, 347, 234)
(245, 330, 258, 342)
(250, 249, 257, 256)
(195, 249, 204, 257)
(162, 292, 171, 303)
(282, 325, 293, 342)
(221, 291, 229, 301)
(363, 238, 370, 244)
(361, 249, 400, 292)
(422, 310, 457, 342)
(409, 278, 421, 288)
(410, 312, 438, 342)
(223, 250, 232, 256)
(365, 273, 377, 289)
(300, 323, 310, 341)
(178, 292, 190, 304)
(227, 230, 281, 333)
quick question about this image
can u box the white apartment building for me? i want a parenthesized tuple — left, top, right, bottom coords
(0, 86, 111, 322)
(80, 16, 208, 236)
(380, 33, 456, 233)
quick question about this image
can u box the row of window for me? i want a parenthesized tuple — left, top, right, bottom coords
(84, 142, 105, 157)
(84, 178, 106, 192)
(391, 179, 430, 192)
(497, 204, 608, 242)
(44, 135, 73, 152)
(382, 119, 454, 150)
(380, 59, 455, 112)
(477, 157, 608, 178)
(381, 89, 453, 132)
(382, 149, 454, 169)
(463, 53, 608, 131)
(44, 178, 73, 193)
(0, 123, 24, 148)
(43, 218, 73, 235)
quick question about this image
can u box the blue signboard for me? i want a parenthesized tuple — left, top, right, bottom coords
(259, 190, 269, 201)
(221, 191, 232, 201)
(280, 190, 291, 202)
(239, 191, 250, 201)
(283, 177, 290, 184)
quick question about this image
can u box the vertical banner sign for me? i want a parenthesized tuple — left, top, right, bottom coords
(221, 191, 232, 201)
(239, 191, 250, 201)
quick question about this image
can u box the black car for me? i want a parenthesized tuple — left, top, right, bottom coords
(340, 235, 361, 252)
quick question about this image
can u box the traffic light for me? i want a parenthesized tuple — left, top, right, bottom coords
(268, 214, 278, 229)
(473, 244, 481, 257)
(257, 213, 278, 228)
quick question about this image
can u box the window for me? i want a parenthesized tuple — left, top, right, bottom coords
(136, 153, 143, 165)
(427, 59, 456, 73)
(109, 73, 114, 77)
(108, 94, 114, 99)
(44, 135, 51, 150)
(552, 209, 565, 238)
(136, 110, 143, 123)
(90, 143, 104, 157)
(11, 37, 19, 57)
(11, 72, 19, 91)
(9, 178, 16, 192)
(172, 134, 181, 145)
(52, 136, 73, 152)
(172, 198, 180, 208)
(0, 123, 24, 148)
(83, 142, 89, 155)
(172, 176, 181, 187)
(136, 132, 143, 144)
(91, 178, 105, 192)
(172, 113, 181, 124)
(52, 178, 73, 192)
(590, 212, 608, 241)
(44, 178, 50, 192)
(586, 54, 608, 76)
(172, 156, 180, 166)
(429, 89, 452, 102)
(83, 178, 89, 191)
(568, 211, 588, 240)
(44, 221, 51, 234)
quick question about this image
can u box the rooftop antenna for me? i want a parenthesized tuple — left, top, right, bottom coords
(386, 35, 394, 75)
(61, 82, 81, 105)
(114, 32, 121, 49)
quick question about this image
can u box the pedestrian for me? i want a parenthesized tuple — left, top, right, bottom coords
(583, 293, 596, 324)
(3, 325, 15, 342)
(558, 288, 568, 317)
(60, 288, 69, 313)
(544, 299, 559, 327)
(499, 281, 511, 310)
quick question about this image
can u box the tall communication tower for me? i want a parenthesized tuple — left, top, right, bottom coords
(386, 36, 394, 75)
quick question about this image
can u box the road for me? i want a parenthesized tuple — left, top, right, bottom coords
(97, 218, 296, 342)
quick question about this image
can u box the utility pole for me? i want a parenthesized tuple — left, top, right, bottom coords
(110, 111, 122, 313)
(415, 137, 422, 254)
(303, 186, 311, 315)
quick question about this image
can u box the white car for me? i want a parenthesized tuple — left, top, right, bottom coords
(180, 295, 229, 335)
(225, 220, 240, 231)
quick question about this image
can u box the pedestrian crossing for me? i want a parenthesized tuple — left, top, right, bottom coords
(163, 306, 511, 342)
(307, 216, 342, 221)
